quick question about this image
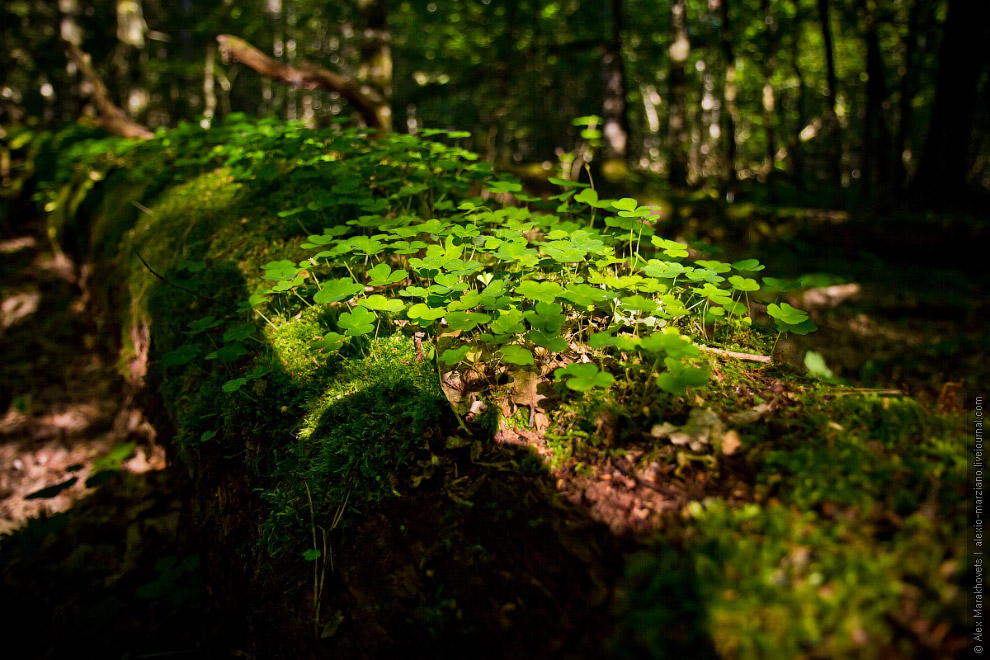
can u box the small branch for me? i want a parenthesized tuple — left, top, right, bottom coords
(64, 41, 153, 140)
(135, 251, 212, 301)
(216, 34, 386, 131)
(699, 345, 773, 363)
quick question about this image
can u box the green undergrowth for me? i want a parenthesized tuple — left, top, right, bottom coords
(6, 118, 968, 659)
(614, 389, 966, 659)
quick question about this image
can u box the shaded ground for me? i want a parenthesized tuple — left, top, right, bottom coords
(0, 222, 210, 658)
(667, 204, 988, 402)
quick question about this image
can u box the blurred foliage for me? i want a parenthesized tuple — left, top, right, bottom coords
(2, 0, 987, 199)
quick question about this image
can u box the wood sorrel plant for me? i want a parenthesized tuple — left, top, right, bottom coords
(230, 126, 814, 420)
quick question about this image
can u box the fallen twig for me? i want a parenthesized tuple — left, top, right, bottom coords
(699, 345, 773, 363)
(134, 251, 212, 301)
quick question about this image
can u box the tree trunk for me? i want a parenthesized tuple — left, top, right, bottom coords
(718, 0, 738, 197)
(817, 0, 842, 199)
(114, 0, 149, 122)
(892, 0, 922, 192)
(61, 0, 152, 141)
(203, 44, 217, 128)
(760, 0, 778, 202)
(858, 0, 892, 199)
(356, 0, 392, 131)
(602, 0, 630, 161)
(909, 0, 990, 201)
(788, 0, 807, 190)
(668, 0, 690, 187)
(63, 41, 153, 139)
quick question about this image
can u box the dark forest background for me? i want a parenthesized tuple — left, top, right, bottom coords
(3, 0, 988, 208)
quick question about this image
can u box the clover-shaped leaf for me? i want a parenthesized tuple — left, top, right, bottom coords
(358, 295, 405, 313)
(728, 276, 760, 292)
(494, 241, 540, 266)
(222, 378, 247, 393)
(574, 188, 599, 206)
(439, 345, 472, 366)
(766, 302, 808, 325)
(638, 329, 699, 359)
(407, 303, 446, 325)
(161, 344, 199, 367)
(400, 285, 431, 299)
(247, 365, 270, 379)
(526, 330, 568, 353)
(659, 295, 689, 317)
(349, 236, 386, 257)
(314, 278, 364, 304)
(695, 259, 731, 273)
(223, 323, 255, 342)
(310, 332, 347, 353)
(524, 302, 566, 333)
(338, 307, 377, 336)
(186, 316, 223, 335)
(500, 345, 535, 366)
(656, 358, 710, 394)
(762, 277, 800, 292)
(515, 280, 563, 304)
(486, 180, 523, 194)
(611, 197, 638, 212)
(642, 260, 687, 279)
(775, 317, 818, 335)
(732, 258, 765, 272)
(804, 350, 835, 380)
(589, 332, 639, 351)
(554, 363, 614, 391)
(445, 312, 491, 333)
(367, 263, 408, 286)
(262, 260, 301, 281)
(651, 236, 689, 257)
(619, 295, 660, 314)
(236, 292, 270, 312)
(207, 342, 248, 362)
(561, 283, 609, 308)
(304, 234, 336, 246)
(490, 309, 526, 335)
(434, 273, 465, 289)
(271, 275, 305, 292)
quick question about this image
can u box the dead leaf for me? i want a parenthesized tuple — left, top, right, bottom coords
(719, 430, 741, 455)
(508, 369, 547, 428)
(727, 403, 773, 426)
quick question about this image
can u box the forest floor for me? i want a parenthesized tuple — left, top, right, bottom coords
(0, 199, 980, 658)
(0, 220, 210, 658)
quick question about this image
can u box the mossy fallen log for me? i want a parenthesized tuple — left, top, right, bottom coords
(5, 118, 970, 659)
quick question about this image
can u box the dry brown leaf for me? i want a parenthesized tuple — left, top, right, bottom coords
(719, 430, 741, 455)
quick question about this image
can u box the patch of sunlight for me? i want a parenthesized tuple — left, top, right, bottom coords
(1, 290, 40, 330)
(0, 236, 37, 253)
(799, 283, 861, 310)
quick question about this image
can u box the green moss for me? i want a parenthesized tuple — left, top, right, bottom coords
(613, 387, 966, 660)
(259, 334, 448, 555)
